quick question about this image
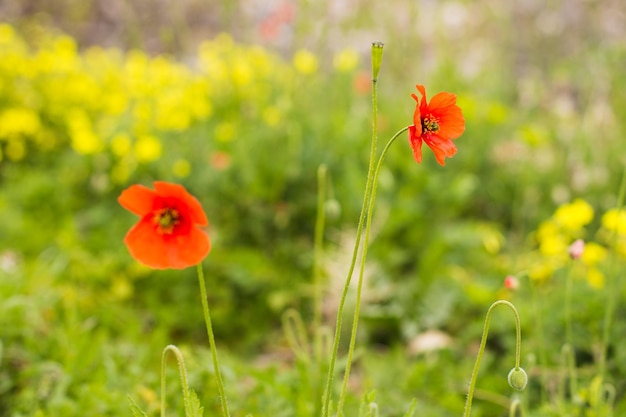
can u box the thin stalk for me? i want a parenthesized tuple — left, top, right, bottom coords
(335, 128, 408, 417)
(509, 399, 526, 417)
(321, 43, 383, 417)
(564, 263, 578, 398)
(463, 300, 523, 417)
(161, 345, 191, 417)
(196, 264, 230, 417)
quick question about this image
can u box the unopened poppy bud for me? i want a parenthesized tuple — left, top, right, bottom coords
(504, 275, 519, 291)
(568, 239, 585, 260)
(371, 42, 384, 81)
(507, 367, 528, 391)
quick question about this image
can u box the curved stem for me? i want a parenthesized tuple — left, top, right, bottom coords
(509, 399, 525, 417)
(463, 300, 523, 417)
(335, 127, 408, 417)
(321, 45, 383, 417)
(196, 264, 230, 417)
(161, 344, 191, 417)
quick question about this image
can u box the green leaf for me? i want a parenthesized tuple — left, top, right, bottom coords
(184, 389, 204, 417)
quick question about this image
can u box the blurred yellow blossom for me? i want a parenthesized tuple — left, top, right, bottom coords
(581, 242, 608, 266)
(67, 109, 104, 154)
(134, 135, 162, 162)
(0, 24, 15, 44)
(333, 49, 359, 72)
(553, 198, 594, 231)
(529, 261, 555, 283)
(5, 138, 26, 161)
(111, 162, 131, 184)
(0, 108, 41, 138)
(215, 122, 236, 142)
(263, 106, 282, 127)
(602, 208, 626, 235)
(232, 59, 253, 86)
(539, 234, 568, 257)
(536, 220, 560, 243)
(111, 133, 132, 157)
(293, 49, 318, 75)
(172, 158, 191, 178)
(70, 129, 103, 155)
(586, 267, 605, 289)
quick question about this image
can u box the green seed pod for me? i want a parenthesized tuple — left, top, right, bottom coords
(507, 367, 528, 391)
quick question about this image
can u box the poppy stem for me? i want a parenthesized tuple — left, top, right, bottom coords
(160, 344, 191, 417)
(196, 263, 231, 417)
(564, 260, 578, 399)
(335, 126, 408, 417)
(463, 300, 524, 417)
(321, 42, 384, 417)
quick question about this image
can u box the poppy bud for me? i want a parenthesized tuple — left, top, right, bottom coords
(507, 367, 528, 391)
(568, 239, 585, 260)
(371, 42, 384, 81)
(504, 275, 519, 291)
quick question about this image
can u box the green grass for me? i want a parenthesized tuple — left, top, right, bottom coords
(1, 1, 626, 415)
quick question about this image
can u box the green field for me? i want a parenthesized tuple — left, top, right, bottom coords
(1, 1, 626, 416)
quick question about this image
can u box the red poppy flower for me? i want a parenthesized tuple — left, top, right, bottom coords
(408, 84, 465, 166)
(118, 181, 210, 269)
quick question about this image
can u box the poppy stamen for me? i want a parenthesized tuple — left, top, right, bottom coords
(155, 208, 180, 234)
(422, 116, 440, 133)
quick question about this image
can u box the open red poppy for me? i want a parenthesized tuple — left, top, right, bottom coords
(408, 84, 465, 166)
(118, 181, 210, 269)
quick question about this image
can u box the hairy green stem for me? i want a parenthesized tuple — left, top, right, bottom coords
(463, 300, 523, 417)
(564, 263, 578, 399)
(335, 127, 408, 417)
(161, 344, 191, 417)
(321, 43, 383, 417)
(196, 264, 230, 417)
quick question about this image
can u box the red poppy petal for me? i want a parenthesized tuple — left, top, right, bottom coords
(408, 125, 423, 163)
(429, 92, 458, 110)
(118, 185, 158, 216)
(415, 84, 429, 114)
(424, 134, 458, 165)
(124, 217, 210, 269)
(173, 227, 211, 267)
(411, 93, 421, 127)
(153, 181, 209, 226)
(434, 105, 465, 139)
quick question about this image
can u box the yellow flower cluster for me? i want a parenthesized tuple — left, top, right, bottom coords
(601, 208, 626, 257)
(529, 199, 608, 288)
(0, 25, 360, 183)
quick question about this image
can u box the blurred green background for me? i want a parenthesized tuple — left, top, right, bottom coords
(1, 0, 626, 416)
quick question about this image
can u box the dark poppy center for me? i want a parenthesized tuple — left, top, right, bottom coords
(154, 208, 180, 234)
(422, 116, 440, 133)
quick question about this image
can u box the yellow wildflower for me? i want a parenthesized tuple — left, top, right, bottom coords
(581, 242, 608, 266)
(601, 208, 626, 235)
(333, 49, 359, 73)
(134, 135, 162, 162)
(586, 268, 605, 289)
(553, 199, 594, 232)
(293, 49, 318, 75)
